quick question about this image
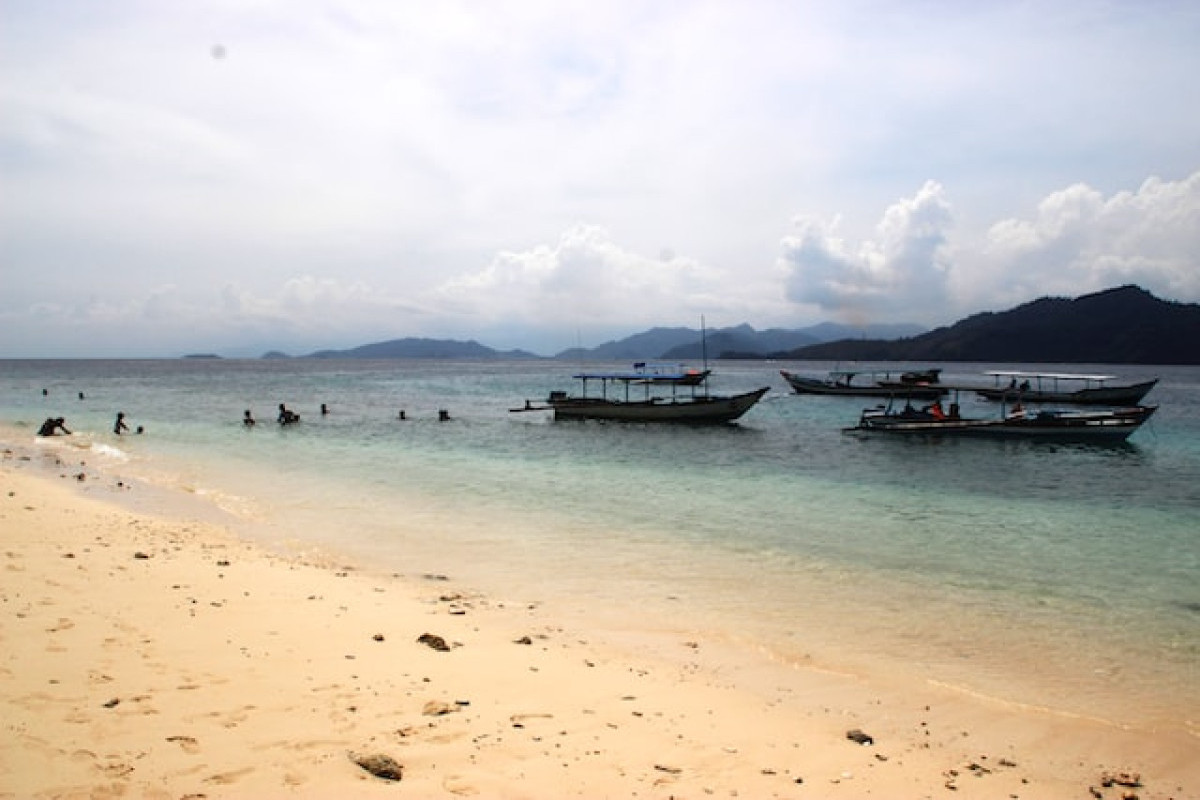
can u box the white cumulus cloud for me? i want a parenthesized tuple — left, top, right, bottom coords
(780, 181, 954, 323)
(969, 171, 1200, 308)
(432, 225, 729, 334)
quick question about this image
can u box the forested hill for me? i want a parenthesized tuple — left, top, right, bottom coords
(772, 286, 1200, 365)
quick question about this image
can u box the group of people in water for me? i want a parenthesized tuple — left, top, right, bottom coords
(37, 411, 142, 437)
(38, 395, 449, 438)
(36, 387, 143, 438)
(242, 403, 451, 426)
(242, 402, 326, 427)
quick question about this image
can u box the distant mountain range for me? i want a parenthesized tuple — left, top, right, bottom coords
(768, 285, 1200, 364)
(264, 322, 923, 361)
(552, 322, 924, 361)
(256, 285, 1200, 365)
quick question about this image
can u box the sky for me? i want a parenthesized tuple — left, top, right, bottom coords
(3, 1, 1199, 358)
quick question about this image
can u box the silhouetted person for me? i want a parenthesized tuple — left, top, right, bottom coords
(38, 417, 71, 436)
(244, 410, 256, 427)
(114, 412, 129, 435)
(277, 403, 299, 424)
(320, 403, 329, 415)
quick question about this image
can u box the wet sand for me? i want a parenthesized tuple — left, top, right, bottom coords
(1, 443, 1196, 799)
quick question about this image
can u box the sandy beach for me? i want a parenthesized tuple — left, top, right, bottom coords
(2, 443, 1197, 799)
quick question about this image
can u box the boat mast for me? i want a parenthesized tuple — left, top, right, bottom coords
(700, 315, 709, 398)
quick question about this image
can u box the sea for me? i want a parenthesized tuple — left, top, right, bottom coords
(2, 358, 1197, 732)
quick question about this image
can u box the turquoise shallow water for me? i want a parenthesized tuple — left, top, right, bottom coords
(3, 358, 1198, 726)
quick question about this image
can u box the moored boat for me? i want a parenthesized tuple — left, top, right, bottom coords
(845, 399, 1157, 442)
(780, 368, 946, 399)
(513, 368, 768, 424)
(972, 371, 1158, 406)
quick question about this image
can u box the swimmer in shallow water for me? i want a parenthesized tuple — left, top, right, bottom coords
(38, 417, 71, 436)
(277, 403, 299, 424)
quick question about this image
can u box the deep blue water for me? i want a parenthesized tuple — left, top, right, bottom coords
(2, 358, 1197, 724)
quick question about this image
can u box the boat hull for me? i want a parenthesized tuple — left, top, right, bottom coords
(847, 405, 1157, 442)
(780, 370, 945, 399)
(974, 379, 1158, 406)
(549, 386, 770, 424)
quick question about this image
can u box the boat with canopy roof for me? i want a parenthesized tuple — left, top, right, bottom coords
(971, 371, 1158, 405)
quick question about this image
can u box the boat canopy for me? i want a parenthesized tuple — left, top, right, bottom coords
(984, 370, 1117, 382)
(572, 366, 706, 381)
(827, 368, 935, 379)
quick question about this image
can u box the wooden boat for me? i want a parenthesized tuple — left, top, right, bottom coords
(972, 371, 1158, 406)
(780, 368, 946, 399)
(513, 369, 768, 424)
(845, 399, 1157, 442)
(514, 318, 767, 424)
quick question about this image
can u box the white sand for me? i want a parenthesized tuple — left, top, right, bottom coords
(1, 444, 1196, 799)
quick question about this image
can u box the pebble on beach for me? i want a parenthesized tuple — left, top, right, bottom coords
(351, 752, 403, 781)
(417, 632, 450, 651)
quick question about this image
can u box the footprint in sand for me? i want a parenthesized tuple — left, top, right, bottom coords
(282, 772, 308, 787)
(204, 766, 256, 785)
(46, 617, 74, 632)
(256, 738, 345, 753)
(99, 761, 135, 778)
(193, 704, 257, 728)
(442, 775, 480, 795)
(166, 735, 201, 754)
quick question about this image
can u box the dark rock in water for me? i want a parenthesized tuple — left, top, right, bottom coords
(846, 728, 874, 745)
(352, 752, 403, 781)
(417, 633, 450, 651)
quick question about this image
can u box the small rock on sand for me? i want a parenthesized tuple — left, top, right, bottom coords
(846, 728, 874, 745)
(352, 752, 403, 781)
(417, 633, 450, 651)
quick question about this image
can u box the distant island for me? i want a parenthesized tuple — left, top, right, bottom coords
(302, 337, 540, 360)
(256, 285, 1200, 365)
